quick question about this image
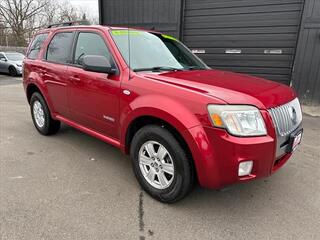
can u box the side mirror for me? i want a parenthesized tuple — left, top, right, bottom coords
(0, 57, 7, 62)
(82, 55, 116, 74)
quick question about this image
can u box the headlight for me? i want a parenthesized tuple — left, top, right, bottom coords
(16, 64, 22, 67)
(207, 105, 267, 136)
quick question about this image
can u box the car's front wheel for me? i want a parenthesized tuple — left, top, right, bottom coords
(130, 125, 194, 203)
(9, 66, 17, 76)
(30, 92, 61, 135)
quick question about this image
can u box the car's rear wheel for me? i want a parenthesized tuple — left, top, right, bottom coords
(9, 66, 17, 76)
(30, 92, 60, 135)
(130, 125, 194, 203)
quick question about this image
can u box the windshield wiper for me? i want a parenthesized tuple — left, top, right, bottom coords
(133, 66, 184, 72)
(185, 66, 206, 70)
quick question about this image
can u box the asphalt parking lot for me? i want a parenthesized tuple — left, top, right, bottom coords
(0, 73, 319, 240)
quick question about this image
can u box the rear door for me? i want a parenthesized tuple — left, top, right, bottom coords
(67, 30, 121, 139)
(41, 31, 75, 117)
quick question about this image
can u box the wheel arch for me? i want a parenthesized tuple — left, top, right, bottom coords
(26, 83, 43, 103)
(25, 82, 55, 117)
(124, 115, 191, 155)
(124, 114, 198, 184)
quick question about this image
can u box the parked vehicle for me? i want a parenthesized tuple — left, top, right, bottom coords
(23, 23, 303, 203)
(0, 52, 24, 76)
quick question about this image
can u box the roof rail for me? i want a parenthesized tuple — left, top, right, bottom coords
(47, 20, 91, 29)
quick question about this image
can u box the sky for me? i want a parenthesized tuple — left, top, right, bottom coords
(69, 0, 99, 17)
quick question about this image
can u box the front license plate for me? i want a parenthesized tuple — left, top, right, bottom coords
(292, 132, 302, 151)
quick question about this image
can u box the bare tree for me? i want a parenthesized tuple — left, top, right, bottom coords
(57, 0, 79, 22)
(0, 0, 49, 46)
(77, 5, 99, 24)
(0, 0, 98, 46)
(40, 1, 60, 25)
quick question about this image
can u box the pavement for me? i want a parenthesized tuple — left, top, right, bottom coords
(0, 73, 319, 240)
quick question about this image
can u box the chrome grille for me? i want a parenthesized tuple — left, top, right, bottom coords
(268, 98, 302, 136)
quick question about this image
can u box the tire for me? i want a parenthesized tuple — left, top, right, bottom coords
(130, 125, 194, 203)
(30, 92, 60, 135)
(9, 66, 17, 76)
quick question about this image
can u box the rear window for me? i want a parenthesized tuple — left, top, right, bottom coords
(46, 32, 74, 64)
(27, 33, 48, 59)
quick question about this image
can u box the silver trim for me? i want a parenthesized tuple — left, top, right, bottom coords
(268, 98, 303, 157)
(123, 90, 131, 95)
(268, 98, 302, 137)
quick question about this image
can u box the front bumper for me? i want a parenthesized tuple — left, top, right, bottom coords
(187, 111, 302, 189)
(16, 67, 23, 75)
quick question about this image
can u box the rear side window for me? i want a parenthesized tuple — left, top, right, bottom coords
(27, 33, 48, 59)
(46, 32, 74, 64)
(74, 32, 113, 65)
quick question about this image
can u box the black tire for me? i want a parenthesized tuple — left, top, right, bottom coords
(130, 125, 194, 203)
(30, 92, 61, 135)
(9, 66, 17, 76)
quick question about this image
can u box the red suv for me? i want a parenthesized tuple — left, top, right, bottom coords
(23, 23, 303, 203)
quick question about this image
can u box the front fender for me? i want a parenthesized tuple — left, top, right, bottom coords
(120, 94, 201, 146)
(119, 94, 221, 188)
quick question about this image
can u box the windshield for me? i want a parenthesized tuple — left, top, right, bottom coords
(6, 53, 25, 61)
(110, 30, 208, 71)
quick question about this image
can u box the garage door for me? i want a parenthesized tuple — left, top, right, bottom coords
(292, 0, 320, 105)
(182, 0, 304, 85)
(100, 0, 182, 38)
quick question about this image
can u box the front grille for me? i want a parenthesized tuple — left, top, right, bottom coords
(268, 98, 302, 136)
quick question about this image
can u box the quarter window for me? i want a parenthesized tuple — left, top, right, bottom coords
(74, 32, 113, 66)
(27, 33, 48, 59)
(46, 32, 74, 64)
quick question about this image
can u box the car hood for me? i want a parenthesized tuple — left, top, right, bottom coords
(140, 69, 296, 109)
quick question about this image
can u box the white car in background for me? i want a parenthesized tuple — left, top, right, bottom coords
(0, 52, 25, 76)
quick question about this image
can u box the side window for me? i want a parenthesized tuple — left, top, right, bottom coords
(74, 32, 113, 66)
(46, 32, 74, 64)
(27, 33, 48, 59)
(0, 53, 6, 60)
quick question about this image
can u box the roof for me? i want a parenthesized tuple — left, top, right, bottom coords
(36, 24, 161, 35)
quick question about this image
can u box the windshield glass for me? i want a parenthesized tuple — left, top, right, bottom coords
(110, 30, 208, 71)
(6, 53, 25, 61)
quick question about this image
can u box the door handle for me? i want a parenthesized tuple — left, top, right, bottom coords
(70, 75, 81, 82)
(39, 68, 46, 75)
(39, 69, 53, 78)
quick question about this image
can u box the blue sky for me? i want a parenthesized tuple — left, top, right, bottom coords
(70, 0, 98, 17)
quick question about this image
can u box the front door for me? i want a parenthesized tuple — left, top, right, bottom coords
(68, 31, 120, 139)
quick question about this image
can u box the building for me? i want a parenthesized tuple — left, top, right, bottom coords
(98, 0, 320, 106)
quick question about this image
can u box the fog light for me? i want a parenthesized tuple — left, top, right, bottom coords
(238, 161, 253, 176)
